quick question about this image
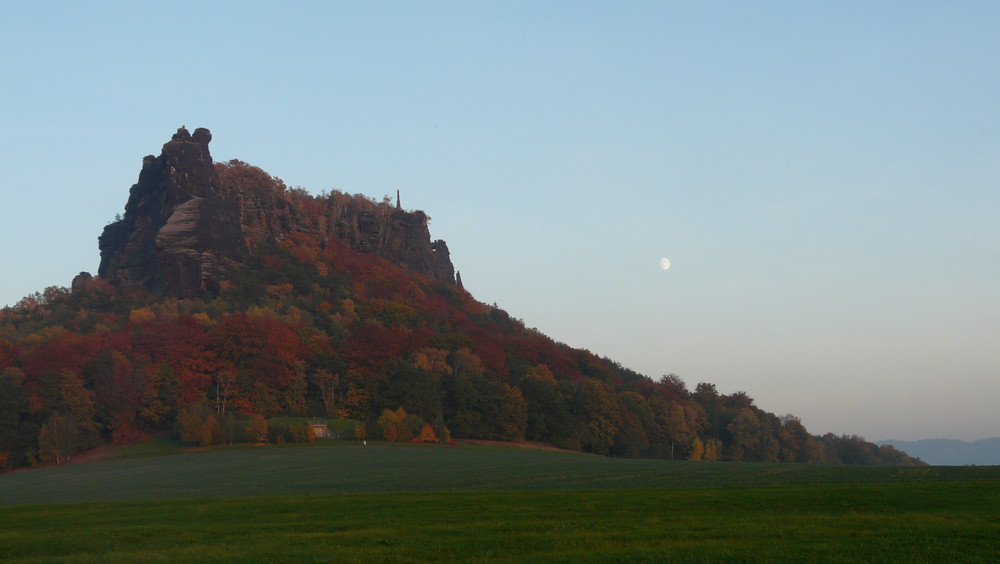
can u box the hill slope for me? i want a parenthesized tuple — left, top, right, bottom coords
(0, 127, 921, 470)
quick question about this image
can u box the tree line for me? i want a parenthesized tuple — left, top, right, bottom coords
(0, 162, 920, 469)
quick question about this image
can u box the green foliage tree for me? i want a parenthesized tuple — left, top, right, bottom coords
(520, 365, 577, 449)
(778, 415, 810, 463)
(37, 412, 79, 464)
(373, 359, 443, 425)
(54, 369, 101, 450)
(309, 369, 340, 417)
(728, 408, 762, 462)
(611, 392, 653, 458)
(655, 398, 700, 460)
(576, 380, 622, 456)
(0, 368, 30, 469)
(267, 418, 312, 444)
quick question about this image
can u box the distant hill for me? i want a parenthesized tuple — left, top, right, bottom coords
(0, 127, 923, 471)
(878, 438, 1000, 466)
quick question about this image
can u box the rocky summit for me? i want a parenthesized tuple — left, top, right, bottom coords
(98, 127, 455, 296)
(98, 127, 244, 295)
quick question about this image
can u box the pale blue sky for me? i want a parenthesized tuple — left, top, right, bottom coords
(2, 1, 997, 441)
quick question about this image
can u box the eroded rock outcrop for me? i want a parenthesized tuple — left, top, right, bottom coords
(98, 127, 456, 296)
(98, 127, 244, 295)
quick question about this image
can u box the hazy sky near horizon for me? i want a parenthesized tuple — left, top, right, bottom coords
(2, 2, 997, 442)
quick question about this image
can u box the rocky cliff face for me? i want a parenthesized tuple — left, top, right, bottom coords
(98, 127, 245, 295)
(339, 207, 455, 284)
(99, 127, 456, 296)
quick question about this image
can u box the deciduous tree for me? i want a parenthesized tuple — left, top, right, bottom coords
(37, 412, 79, 464)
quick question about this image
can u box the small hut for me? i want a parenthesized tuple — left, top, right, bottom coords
(308, 422, 334, 439)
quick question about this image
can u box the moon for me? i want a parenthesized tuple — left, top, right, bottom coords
(659, 258, 671, 270)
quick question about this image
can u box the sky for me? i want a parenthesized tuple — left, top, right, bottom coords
(2, 1, 997, 442)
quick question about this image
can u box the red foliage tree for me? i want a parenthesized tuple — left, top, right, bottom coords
(341, 323, 411, 375)
(133, 317, 217, 405)
(0, 341, 18, 372)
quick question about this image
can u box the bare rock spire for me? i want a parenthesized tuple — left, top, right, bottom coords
(98, 127, 245, 295)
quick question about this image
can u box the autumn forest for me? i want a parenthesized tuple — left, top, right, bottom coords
(0, 128, 920, 470)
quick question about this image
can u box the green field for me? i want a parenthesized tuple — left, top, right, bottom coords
(2, 439, 999, 562)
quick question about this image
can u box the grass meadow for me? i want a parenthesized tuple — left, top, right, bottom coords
(2, 438, 998, 562)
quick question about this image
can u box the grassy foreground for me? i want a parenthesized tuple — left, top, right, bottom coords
(2, 438, 995, 505)
(2, 440, 999, 562)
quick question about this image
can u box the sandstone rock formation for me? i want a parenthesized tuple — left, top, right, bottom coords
(98, 127, 456, 296)
(98, 127, 245, 296)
